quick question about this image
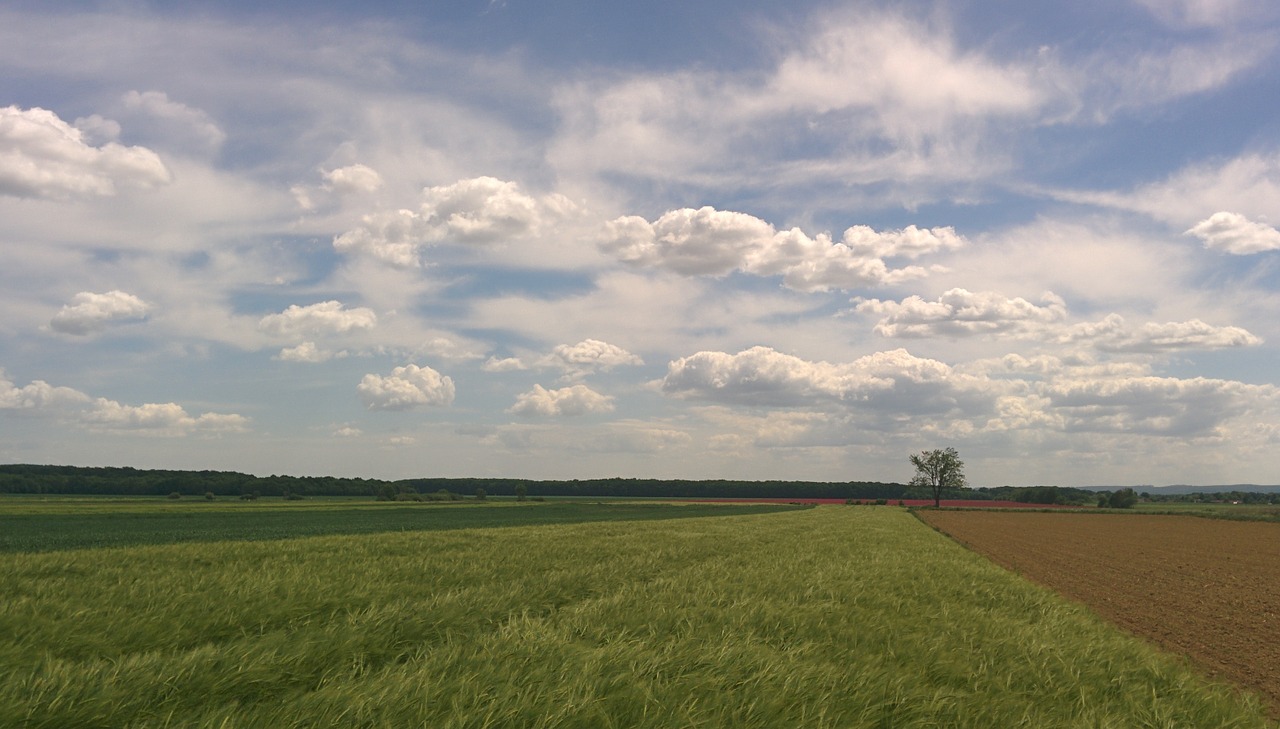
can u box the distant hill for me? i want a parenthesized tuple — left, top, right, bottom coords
(1143, 484, 1280, 495)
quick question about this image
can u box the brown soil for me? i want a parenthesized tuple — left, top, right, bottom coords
(917, 510, 1280, 716)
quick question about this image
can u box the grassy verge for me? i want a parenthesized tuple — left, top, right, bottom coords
(1, 507, 1271, 727)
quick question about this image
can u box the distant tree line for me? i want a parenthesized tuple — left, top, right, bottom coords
(2, 465, 913, 500)
(3, 464, 1273, 504)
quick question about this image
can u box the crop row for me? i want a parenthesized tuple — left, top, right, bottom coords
(1, 507, 1271, 727)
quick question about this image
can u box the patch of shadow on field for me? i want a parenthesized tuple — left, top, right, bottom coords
(0, 502, 807, 553)
(916, 510, 1280, 721)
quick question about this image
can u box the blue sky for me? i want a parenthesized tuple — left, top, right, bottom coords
(2, 0, 1279, 486)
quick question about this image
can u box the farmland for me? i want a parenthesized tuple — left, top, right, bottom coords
(1, 503, 1274, 727)
(918, 510, 1280, 718)
(0, 498, 801, 553)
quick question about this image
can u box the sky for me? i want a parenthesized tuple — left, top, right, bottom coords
(2, 0, 1279, 487)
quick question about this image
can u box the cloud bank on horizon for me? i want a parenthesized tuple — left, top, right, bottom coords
(2, 0, 1279, 487)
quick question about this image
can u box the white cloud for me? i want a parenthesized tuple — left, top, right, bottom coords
(72, 114, 121, 145)
(333, 425, 363, 437)
(0, 371, 91, 409)
(357, 364, 455, 410)
(1185, 211, 1280, 254)
(1058, 314, 1261, 352)
(83, 398, 250, 436)
(1044, 375, 1272, 437)
(0, 106, 170, 199)
(1050, 153, 1280, 227)
(482, 356, 527, 372)
(275, 342, 347, 363)
(334, 177, 577, 268)
(856, 289, 1067, 338)
(550, 10, 1044, 198)
(258, 301, 377, 339)
(1070, 40, 1270, 119)
(662, 346, 992, 417)
(507, 384, 615, 417)
(323, 164, 383, 195)
(540, 338, 643, 373)
(418, 336, 487, 362)
(120, 90, 226, 154)
(601, 207, 961, 292)
(2, 370, 246, 435)
(49, 290, 151, 335)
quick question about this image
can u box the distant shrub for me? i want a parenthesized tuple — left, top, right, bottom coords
(531, 496, 546, 502)
(875, 499, 888, 506)
(204, 492, 216, 501)
(1105, 488, 1138, 509)
(240, 492, 259, 501)
(395, 492, 424, 502)
(475, 488, 487, 501)
(167, 492, 181, 500)
(898, 500, 906, 507)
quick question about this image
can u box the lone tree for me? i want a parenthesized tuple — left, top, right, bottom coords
(909, 447, 967, 507)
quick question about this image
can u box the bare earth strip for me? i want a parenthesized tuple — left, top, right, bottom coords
(917, 510, 1280, 715)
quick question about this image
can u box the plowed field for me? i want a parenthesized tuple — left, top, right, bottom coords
(918, 510, 1280, 716)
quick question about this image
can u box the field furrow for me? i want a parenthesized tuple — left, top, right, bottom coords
(2, 506, 1275, 727)
(918, 510, 1280, 717)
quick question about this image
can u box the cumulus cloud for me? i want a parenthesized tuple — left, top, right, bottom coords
(1057, 314, 1261, 352)
(258, 301, 377, 339)
(601, 206, 962, 292)
(49, 290, 151, 335)
(662, 346, 990, 416)
(540, 338, 643, 373)
(856, 289, 1067, 338)
(334, 176, 577, 268)
(323, 163, 383, 195)
(507, 384, 615, 417)
(0, 105, 170, 199)
(1044, 375, 1271, 437)
(274, 342, 348, 363)
(1185, 211, 1280, 254)
(482, 356, 527, 372)
(2, 370, 247, 434)
(0, 371, 91, 409)
(83, 398, 250, 435)
(357, 364, 455, 410)
(660, 347, 1277, 446)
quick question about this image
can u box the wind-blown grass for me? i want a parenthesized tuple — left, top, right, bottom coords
(1, 507, 1271, 727)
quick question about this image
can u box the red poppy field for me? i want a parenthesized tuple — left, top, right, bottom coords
(918, 510, 1280, 717)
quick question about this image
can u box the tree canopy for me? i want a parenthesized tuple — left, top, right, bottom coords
(909, 448, 967, 507)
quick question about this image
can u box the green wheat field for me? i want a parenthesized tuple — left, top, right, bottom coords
(1, 499, 1272, 728)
